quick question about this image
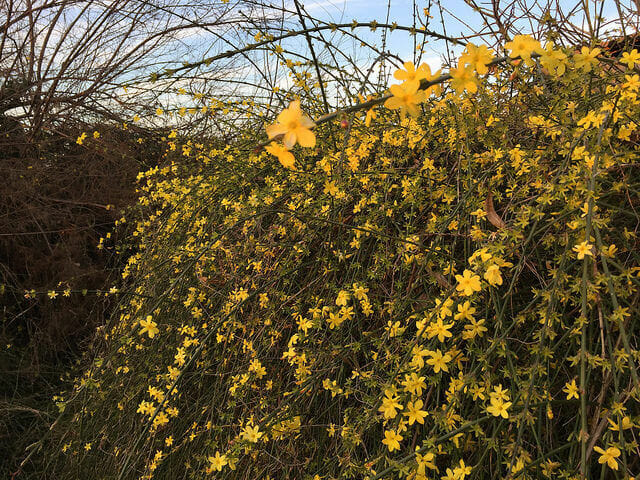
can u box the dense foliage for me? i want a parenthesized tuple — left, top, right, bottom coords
(34, 34, 640, 480)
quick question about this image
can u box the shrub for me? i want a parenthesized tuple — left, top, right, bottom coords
(35, 24, 640, 480)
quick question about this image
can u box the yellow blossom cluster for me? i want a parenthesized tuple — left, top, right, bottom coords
(42, 28, 640, 480)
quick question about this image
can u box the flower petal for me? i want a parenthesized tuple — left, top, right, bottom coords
(283, 131, 296, 149)
(384, 97, 401, 109)
(295, 128, 316, 148)
(266, 124, 287, 139)
(300, 115, 316, 128)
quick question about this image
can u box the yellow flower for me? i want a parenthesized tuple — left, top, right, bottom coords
(365, 106, 377, 126)
(577, 110, 605, 130)
(148, 385, 164, 402)
(618, 124, 636, 141)
(382, 429, 402, 452)
(240, 424, 263, 443)
(402, 373, 426, 396)
(152, 411, 169, 428)
(410, 345, 429, 369)
(76, 132, 87, 145)
(327, 311, 344, 329)
(486, 397, 511, 418)
(505, 34, 543, 65)
(137, 400, 154, 415)
(623, 74, 640, 92)
(393, 62, 426, 85)
(352, 283, 369, 300)
(358, 94, 378, 126)
(454, 460, 472, 478)
(593, 445, 620, 470)
(562, 379, 579, 400)
(426, 318, 453, 342)
(378, 389, 403, 419)
(415, 451, 437, 475)
(460, 43, 494, 74)
(323, 180, 338, 196)
(621, 49, 640, 69)
(573, 240, 593, 260)
(607, 416, 635, 431)
(449, 62, 478, 94)
(139, 315, 159, 338)
(404, 399, 428, 425)
(483, 264, 503, 286)
(539, 43, 567, 76)
(426, 349, 451, 373)
(490, 384, 510, 401)
(462, 318, 488, 340)
(335, 290, 350, 306)
(297, 316, 313, 334)
(265, 142, 295, 169)
(156, 108, 163, 116)
(454, 300, 476, 321)
(393, 61, 432, 90)
(455, 269, 482, 296)
(574, 46, 601, 72)
(384, 82, 426, 117)
(435, 297, 454, 318)
(265, 100, 316, 149)
(208, 451, 228, 471)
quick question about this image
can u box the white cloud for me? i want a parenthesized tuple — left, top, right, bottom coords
(303, 0, 346, 10)
(300, 0, 371, 15)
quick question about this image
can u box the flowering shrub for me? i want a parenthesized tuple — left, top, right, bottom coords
(39, 34, 640, 480)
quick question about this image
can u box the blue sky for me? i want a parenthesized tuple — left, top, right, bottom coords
(299, 0, 478, 68)
(297, 0, 625, 67)
(141, 0, 629, 119)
